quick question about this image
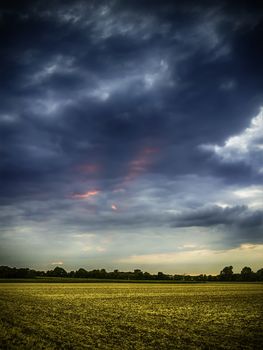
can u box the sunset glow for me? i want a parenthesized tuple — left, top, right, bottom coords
(72, 190, 100, 199)
(123, 147, 159, 184)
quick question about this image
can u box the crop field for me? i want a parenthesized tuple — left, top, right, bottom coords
(0, 283, 262, 349)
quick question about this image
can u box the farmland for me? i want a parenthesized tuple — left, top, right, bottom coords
(0, 283, 262, 349)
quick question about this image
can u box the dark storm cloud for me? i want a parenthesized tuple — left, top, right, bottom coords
(171, 205, 263, 246)
(63, 203, 263, 245)
(172, 205, 263, 229)
(1, 1, 262, 186)
(0, 0, 263, 257)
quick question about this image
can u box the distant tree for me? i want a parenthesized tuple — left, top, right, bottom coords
(68, 270, 75, 278)
(195, 274, 207, 282)
(35, 270, 45, 277)
(75, 268, 88, 278)
(0, 266, 37, 278)
(143, 272, 152, 280)
(240, 266, 254, 281)
(2, 264, 263, 282)
(220, 266, 233, 281)
(184, 275, 192, 281)
(174, 274, 183, 281)
(111, 269, 120, 279)
(16, 268, 33, 278)
(0, 266, 12, 278)
(100, 269, 107, 278)
(50, 266, 68, 277)
(134, 269, 144, 280)
(256, 268, 263, 281)
(241, 266, 252, 274)
(157, 272, 165, 280)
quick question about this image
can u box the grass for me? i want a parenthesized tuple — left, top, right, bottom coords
(0, 283, 262, 349)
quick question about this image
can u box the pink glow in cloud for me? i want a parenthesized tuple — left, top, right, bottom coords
(75, 163, 100, 174)
(124, 146, 159, 184)
(111, 204, 118, 211)
(72, 190, 100, 199)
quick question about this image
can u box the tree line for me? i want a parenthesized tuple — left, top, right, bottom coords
(0, 265, 262, 281)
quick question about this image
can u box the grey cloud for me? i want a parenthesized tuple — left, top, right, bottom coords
(171, 205, 263, 233)
(200, 108, 263, 181)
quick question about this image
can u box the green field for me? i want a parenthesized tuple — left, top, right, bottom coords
(0, 283, 262, 349)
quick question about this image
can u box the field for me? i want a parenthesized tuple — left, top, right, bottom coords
(0, 283, 262, 349)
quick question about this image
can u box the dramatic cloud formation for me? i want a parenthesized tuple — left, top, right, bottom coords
(0, 0, 263, 273)
(201, 109, 263, 173)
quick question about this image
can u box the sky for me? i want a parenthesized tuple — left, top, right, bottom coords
(0, 0, 263, 274)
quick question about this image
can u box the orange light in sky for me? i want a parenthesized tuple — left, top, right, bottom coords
(123, 146, 159, 184)
(72, 190, 99, 199)
(111, 204, 117, 211)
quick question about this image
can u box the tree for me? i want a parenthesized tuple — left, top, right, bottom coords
(220, 266, 233, 281)
(157, 272, 165, 280)
(143, 271, 152, 280)
(174, 274, 184, 281)
(68, 270, 75, 278)
(256, 268, 263, 281)
(133, 269, 144, 280)
(51, 266, 68, 277)
(75, 268, 88, 278)
(240, 266, 254, 281)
